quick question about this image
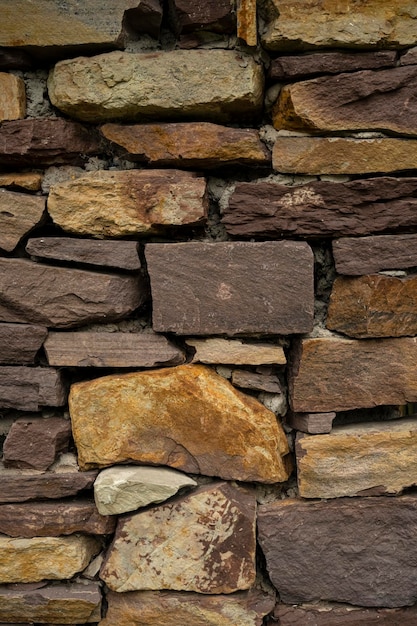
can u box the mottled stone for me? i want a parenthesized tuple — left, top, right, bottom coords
(0, 173, 42, 191)
(0, 535, 100, 583)
(0, 258, 146, 328)
(333, 234, 417, 275)
(3, 417, 71, 470)
(286, 412, 336, 435)
(187, 338, 286, 365)
(146, 242, 314, 335)
(0, 188, 45, 252)
(258, 496, 417, 607)
(237, 0, 257, 45)
(101, 122, 270, 168)
(48, 169, 207, 238)
(0, 367, 66, 411)
(69, 364, 290, 483)
(0, 73, 25, 121)
(100, 482, 256, 593)
(273, 603, 417, 625)
(231, 370, 282, 393)
(94, 465, 197, 515)
(0, 323, 47, 365)
(169, 0, 236, 34)
(48, 50, 264, 123)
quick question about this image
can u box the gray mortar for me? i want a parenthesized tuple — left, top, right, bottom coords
(23, 71, 56, 118)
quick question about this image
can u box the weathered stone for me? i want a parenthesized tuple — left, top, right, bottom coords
(0, 118, 102, 166)
(0, 535, 100, 583)
(258, 495, 417, 607)
(45, 331, 185, 368)
(272, 137, 417, 175)
(126, 0, 163, 38)
(187, 338, 286, 365)
(0, 367, 66, 411)
(94, 465, 197, 515)
(0, 258, 146, 328)
(48, 169, 207, 238)
(0, 323, 47, 365)
(0, 499, 115, 537)
(101, 587, 275, 626)
(260, 0, 417, 50)
(0, 582, 101, 624)
(0, 73, 25, 121)
(100, 482, 256, 593)
(401, 46, 417, 65)
(0, 172, 42, 191)
(146, 242, 314, 335)
(69, 364, 291, 483)
(231, 370, 282, 393)
(237, 0, 257, 45)
(273, 603, 417, 625)
(223, 177, 417, 238)
(169, 0, 236, 34)
(101, 122, 270, 168)
(296, 418, 417, 499)
(3, 417, 71, 470)
(48, 50, 264, 123)
(289, 336, 417, 413)
(286, 412, 336, 434)
(0, 188, 45, 252)
(273, 66, 417, 136)
(26, 237, 140, 270)
(333, 234, 417, 275)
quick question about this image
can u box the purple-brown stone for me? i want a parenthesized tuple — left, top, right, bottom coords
(272, 603, 417, 625)
(0, 367, 66, 411)
(0, 323, 47, 365)
(332, 234, 417, 275)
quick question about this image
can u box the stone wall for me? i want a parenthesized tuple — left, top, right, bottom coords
(1, 1, 417, 624)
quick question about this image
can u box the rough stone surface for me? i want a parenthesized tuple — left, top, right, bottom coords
(169, 0, 236, 34)
(289, 337, 417, 413)
(231, 370, 282, 393)
(126, 0, 163, 38)
(48, 50, 264, 123)
(0, 323, 47, 365)
(223, 177, 417, 238)
(0, 173, 42, 191)
(332, 234, 417, 275)
(100, 482, 256, 593)
(0, 73, 25, 121)
(0, 258, 146, 328)
(187, 338, 286, 365)
(69, 364, 290, 483)
(273, 603, 417, 625)
(48, 169, 207, 237)
(0, 367, 66, 411)
(94, 465, 197, 515)
(146, 242, 314, 335)
(237, 0, 257, 46)
(286, 412, 336, 435)
(401, 46, 417, 65)
(101, 122, 270, 168)
(0, 188, 45, 252)
(258, 496, 417, 607)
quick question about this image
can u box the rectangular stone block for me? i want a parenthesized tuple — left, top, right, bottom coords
(0, 323, 47, 364)
(286, 412, 335, 435)
(146, 241, 314, 335)
(273, 603, 417, 625)
(0, 172, 42, 191)
(231, 370, 282, 393)
(187, 338, 286, 365)
(3, 417, 71, 470)
(332, 234, 417, 275)
(0, 73, 25, 121)
(0, 367, 66, 411)
(0, 188, 45, 252)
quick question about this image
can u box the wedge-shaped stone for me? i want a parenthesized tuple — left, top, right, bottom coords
(94, 465, 197, 515)
(333, 234, 417, 275)
(0, 535, 100, 583)
(48, 169, 207, 238)
(232, 370, 282, 393)
(169, 0, 236, 34)
(146, 242, 314, 335)
(289, 337, 417, 413)
(0, 323, 47, 364)
(69, 364, 290, 482)
(0, 73, 25, 121)
(274, 603, 417, 625)
(0, 258, 146, 328)
(0, 367, 66, 411)
(327, 274, 417, 338)
(0, 582, 101, 624)
(100, 482, 256, 593)
(0, 188, 45, 252)
(0, 172, 42, 191)
(101, 122, 270, 168)
(258, 496, 417, 607)
(48, 50, 264, 123)
(3, 417, 71, 470)
(187, 338, 286, 365)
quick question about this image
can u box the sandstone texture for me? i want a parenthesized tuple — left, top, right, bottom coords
(0, 73, 25, 121)
(69, 364, 290, 482)
(273, 603, 417, 626)
(0, 367, 66, 411)
(333, 234, 417, 275)
(187, 338, 286, 365)
(286, 412, 336, 435)
(0, 188, 45, 252)
(48, 50, 264, 122)
(146, 241, 314, 335)
(0, 172, 42, 191)
(170, 0, 236, 34)
(0, 323, 47, 365)
(100, 482, 256, 593)
(258, 496, 417, 607)
(47, 169, 207, 237)
(237, 0, 257, 46)
(3, 417, 71, 470)
(232, 370, 282, 393)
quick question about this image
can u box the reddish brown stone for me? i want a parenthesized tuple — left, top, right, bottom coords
(125, 0, 163, 38)
(3, 417, 71, 470)
(0, 323, 47, 365)
(332, 234, 417, 275)
(0, 367, 66, 411)
(231, 370, 282, 393)
(272, 603, 417, 625)
(169, 0, 236, 34)
(0, 188, 45, 252)
(285, 412, 336, 434)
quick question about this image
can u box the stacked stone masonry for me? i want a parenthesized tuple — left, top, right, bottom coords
(2, 1, 417, 624)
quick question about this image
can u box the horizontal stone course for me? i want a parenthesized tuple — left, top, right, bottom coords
(332, 234, 417, 275)
(273, 603, 417, 625)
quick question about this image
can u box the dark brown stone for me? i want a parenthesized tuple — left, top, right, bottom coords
(169, 0, 236, 34)
(0, 48, 32, 70)
(285, 412, 336, 434)
(146, 241, 314, 335)
(0, 188, 45, 252)
(400, 47, 417, 66)
(231, 370, 282, 393)
(125, 0, 163, 38)
(258, 496, 417, 607)
(0, 323, 47, 364)
(223, 177, 417, 239)
(3, 417, 71, 470)
(272, 603, 417, 625)
(0, 258, 147, 329)
(332, 234, 417, 275)
(0, 367, 66, 411)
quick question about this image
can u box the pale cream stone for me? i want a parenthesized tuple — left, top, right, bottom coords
(187, 338, 286, 365)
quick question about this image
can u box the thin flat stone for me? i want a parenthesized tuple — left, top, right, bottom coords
(0, 323, 47, 365)
(273, 602, 417, 625)
(286, 412, 336, 435)
(3, 417, 71, 470)
(187, 338, 286, 365)
(0, 73, 25, 121)
(231, 370, 283, 393)
(332, 234, 417, 275)
(0, 188, 45, 252)
(0, 173, 42, 191)
(0, 367, 66, 411)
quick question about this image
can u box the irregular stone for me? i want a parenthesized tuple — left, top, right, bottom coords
(0, 323, 47, 365)
(0, 188, 45, 252)
(289, 336, 417, 413)
(101, 587, 275, 626)
(0, 582, 101, 624)
(146, 241, 314, 335)
(0, 499, 115, 537)
(48, 169, 207, 238)
(286, 412, 336, 435)
(272, 137, 417, 175)
(69, 364, 291, 483)
(100, 482, 256, 593)
(237, 0, 257, 46)
(258, 495, 417, 607)
(0, 367, 66, 411)
(0, 172, 42, 191)
(0, 73, 25, 121)
(273, 603, 417, 625)
(101, 122, 270, 168)
(273, 66, 417, 136)
(223, 177, 417, 238)
(45, 331, 185, 368)
(126, 0, 163, 38)
(401, 46, 417, 65)
(231, 370, 282, 393)
(0, 118, 102, 167)
(26, 237, 140, 270)
(48, 50, 264, 123)
(3, 417, 71, 470)
(94, 465, 197, 515)
(0, 258, 146, 328)
(0, 535, 100, 583)
(169, 0, 236, 34)
(333, 234, 417, 275)
(187, 338, 286, 365)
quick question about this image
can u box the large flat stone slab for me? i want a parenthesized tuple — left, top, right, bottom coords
(0, 73, 25, 121)
(186, 338, 286, 365)
(273, 603, 417, 625)
(146, 241, 314, 335)
(0, 323, 47, 365)
(3, 417, 71, 470)
(333, 234, 417, 275)
(0, 367, 66, 411)
(0, 188, 45, 252)
(69, 364, 290, 483)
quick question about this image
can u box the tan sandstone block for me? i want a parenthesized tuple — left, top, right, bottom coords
(0, 73, 25, 121)
(187, 338, 286, 365)
(0, 173, 41, 191)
